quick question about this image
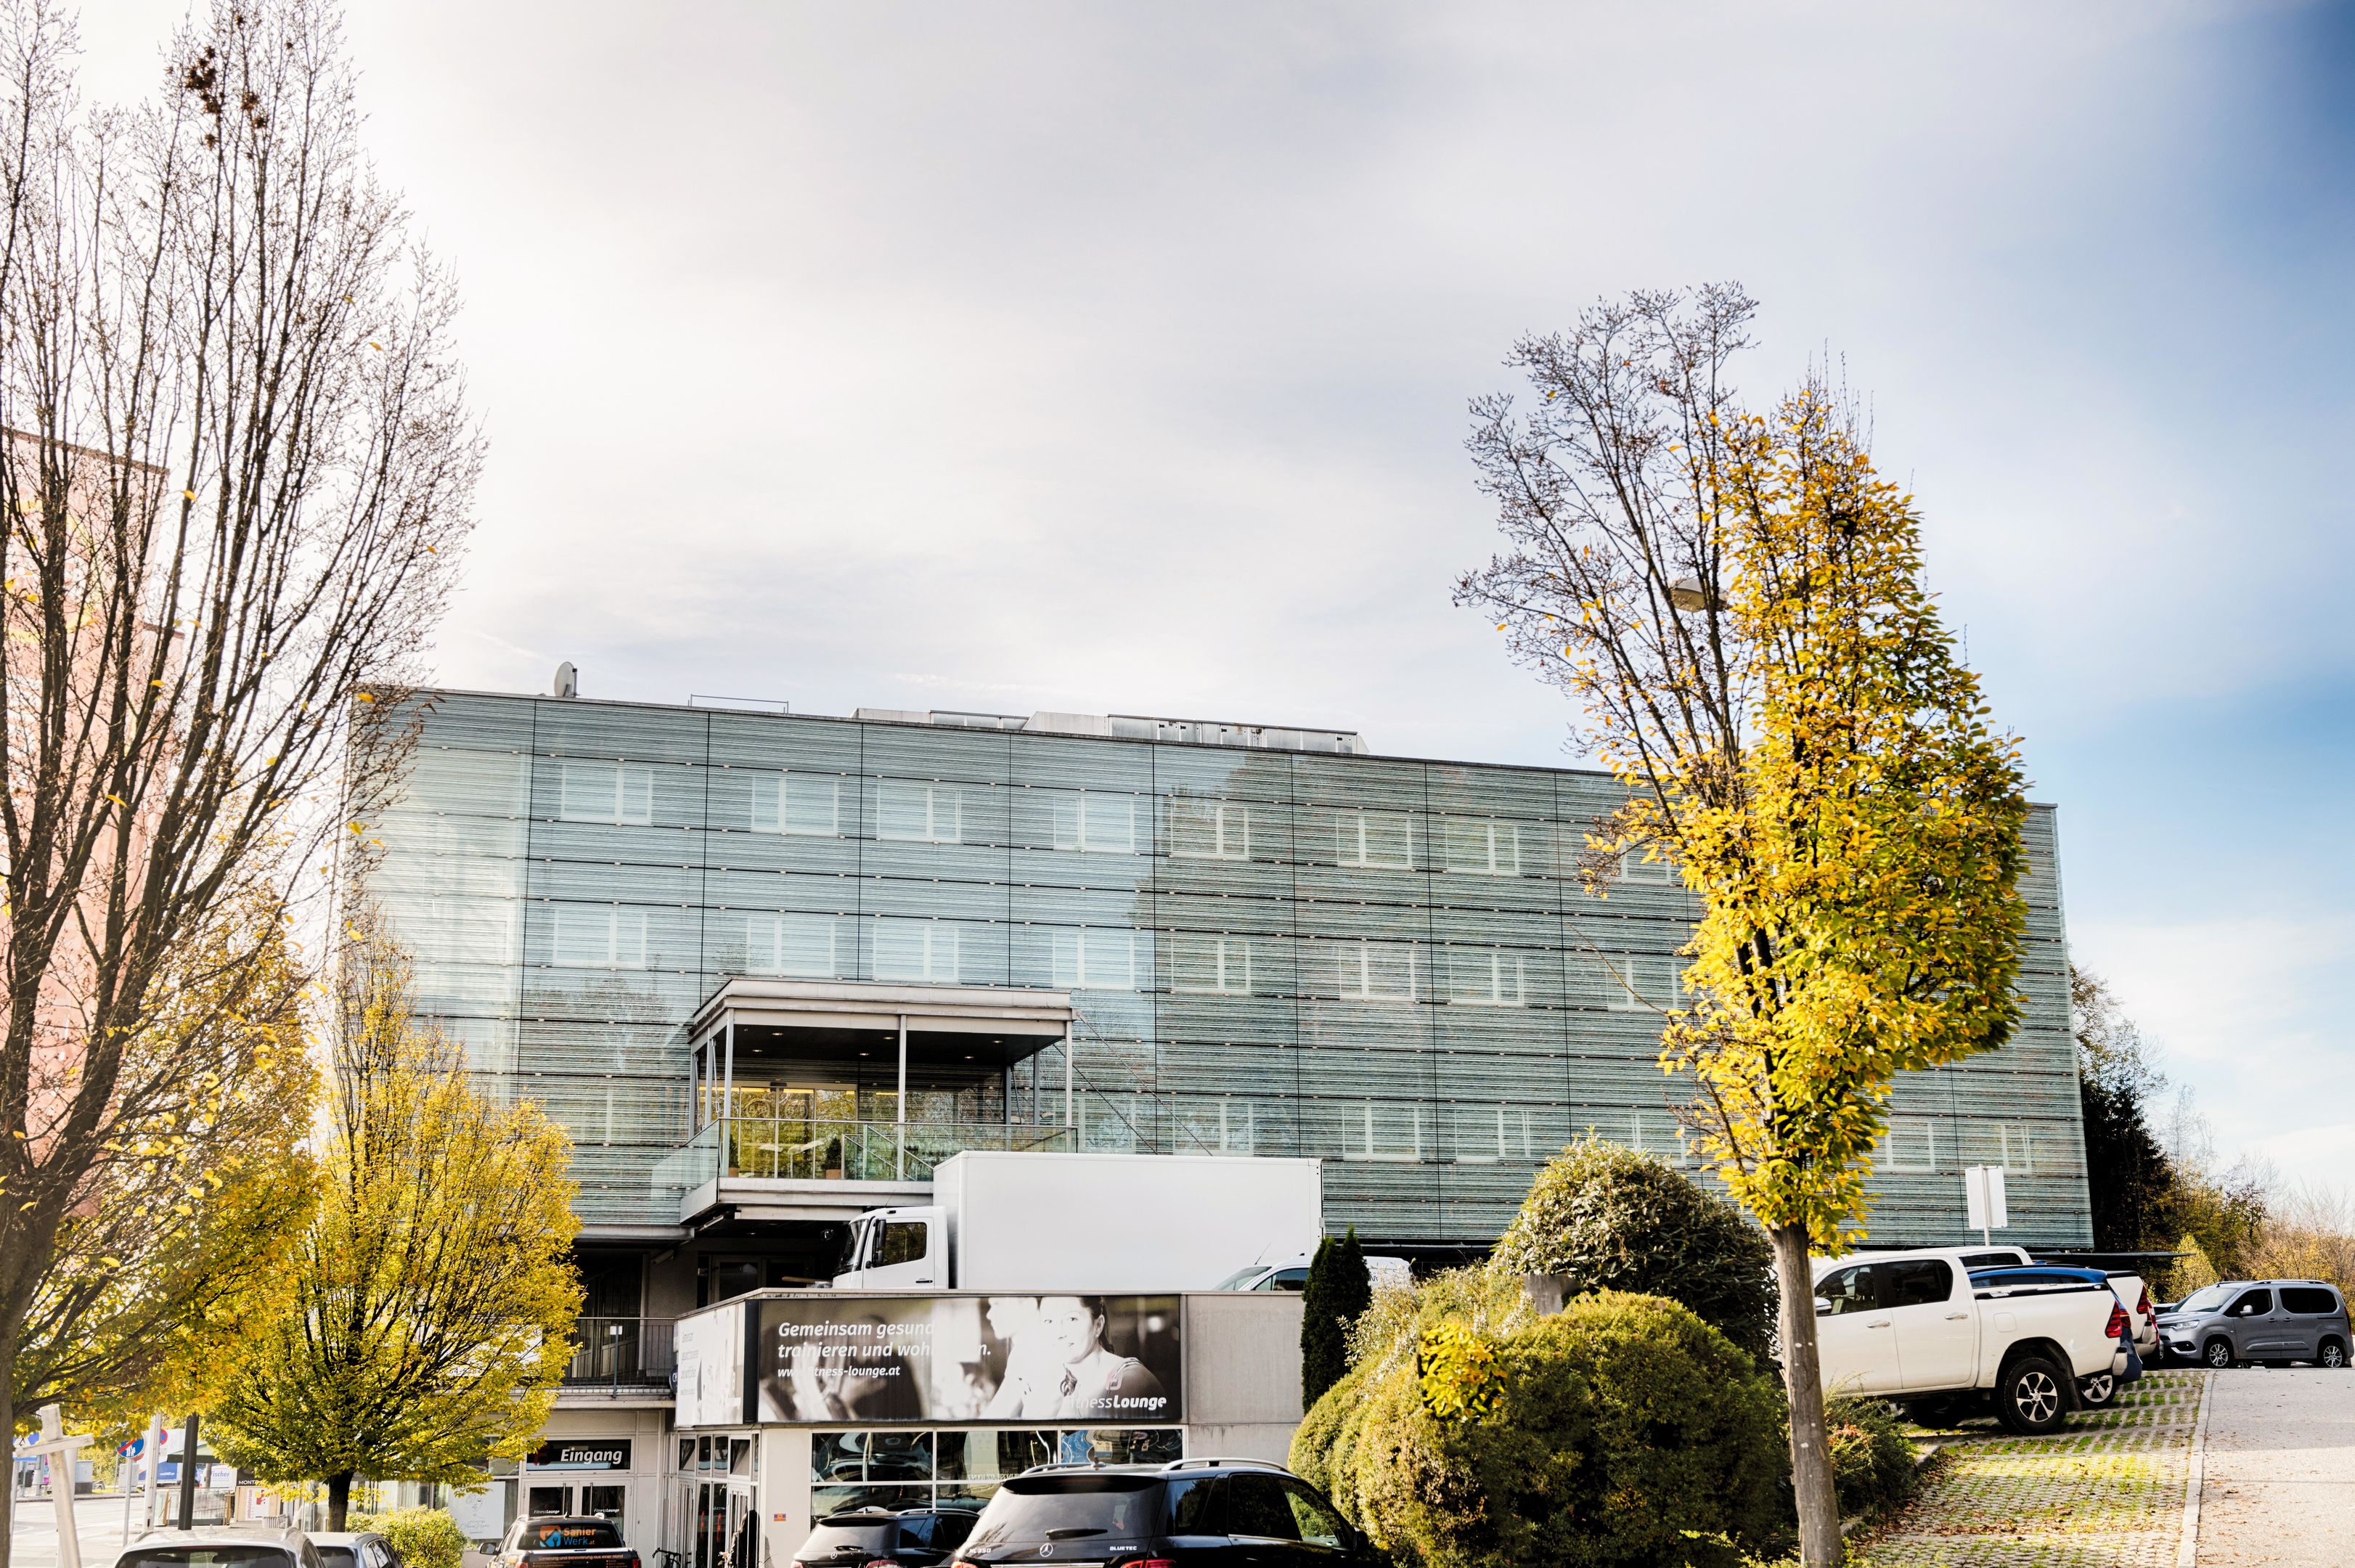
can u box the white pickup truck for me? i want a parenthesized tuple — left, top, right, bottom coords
(1815, 1249, 2131, 1434)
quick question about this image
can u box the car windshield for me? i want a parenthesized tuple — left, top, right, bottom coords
(519, 1523, 621, 1551)
(1210, 1265, 1270, 1290)
(120, 1551, 296, 1568)
(2177, 1285, 2236, 1313)
(967, 1478, 1159, 1548)
(794, 1522, 891, 1557)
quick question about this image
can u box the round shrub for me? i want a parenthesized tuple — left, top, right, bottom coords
(1331, 1288, 1785, 1568)
(1489, 1137, 1777, 1360)
(1823, 1398, 1918, 1518)
(347, 1507, 469, 1568)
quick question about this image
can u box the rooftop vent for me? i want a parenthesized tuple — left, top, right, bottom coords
(848, 707, 1368, 755)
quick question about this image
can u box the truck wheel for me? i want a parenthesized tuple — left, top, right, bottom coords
(2076, 1372, 2118, 1408)
(1996, 1357, 2070, 1435)
(2203, 1339, 2235, 1370)
(2320, 1339, 2347, 1370)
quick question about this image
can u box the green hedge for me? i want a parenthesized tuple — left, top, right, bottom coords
(1298, 1283, 1786, 1568)
(346, 1507, 470, 1568)
(1823, 1398, 1919, 1518)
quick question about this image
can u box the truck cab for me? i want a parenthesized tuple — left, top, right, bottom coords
(833, 1206, 942, 1289)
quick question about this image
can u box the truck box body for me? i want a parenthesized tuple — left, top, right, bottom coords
(833, 1151, 1324, 1291)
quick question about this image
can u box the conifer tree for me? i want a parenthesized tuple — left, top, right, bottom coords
(1302, 1228, 1372, 1405)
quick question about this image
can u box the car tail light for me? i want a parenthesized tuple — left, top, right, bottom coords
(2107, 1302, 2129, 1339)
(1116, 1561, 1177, 1568)
(2138, 1286, 2154, 1318)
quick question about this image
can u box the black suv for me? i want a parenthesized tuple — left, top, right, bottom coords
(948, 1458, 1378, 1567)
(792, 1507, 979, 1568)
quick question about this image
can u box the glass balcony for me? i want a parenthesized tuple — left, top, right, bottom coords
(657, 1116, 1073, 1191)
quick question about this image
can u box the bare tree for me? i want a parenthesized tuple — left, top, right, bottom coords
(0, 0, 477, 1535)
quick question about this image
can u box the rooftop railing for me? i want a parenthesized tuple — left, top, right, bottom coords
(656, 1116, 1073, 1190)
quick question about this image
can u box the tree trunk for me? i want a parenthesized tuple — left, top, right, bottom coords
(327, 1472, 355, 1533)
(0, 1339, 15, 1568)
(1771, 1222, 1841, 1568)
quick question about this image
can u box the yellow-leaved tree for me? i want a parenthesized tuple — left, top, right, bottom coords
(1459, 285, 2027, 1567)
(209, 929, 581, 1529)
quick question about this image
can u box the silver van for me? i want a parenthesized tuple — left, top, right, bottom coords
(2157, 1279, 2349, 1368)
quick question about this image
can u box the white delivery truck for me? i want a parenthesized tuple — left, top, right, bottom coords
(830, 1150, 1325, 1291)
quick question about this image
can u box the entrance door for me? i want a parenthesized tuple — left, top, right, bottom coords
(528, 1485, 573, 1518)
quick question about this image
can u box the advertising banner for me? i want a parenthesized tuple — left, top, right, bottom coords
(676, 1301, 749, 1427)
(753, 1294, 1181, 1425)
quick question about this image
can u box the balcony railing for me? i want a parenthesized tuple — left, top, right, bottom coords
(563, 1316, 676, 1392)
(657, 1116, 1074, 1190)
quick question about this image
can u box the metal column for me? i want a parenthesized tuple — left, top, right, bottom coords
(1062, 1023, 1074, 1140)
(721, 1022, 734, 1175)
(895, 1014, 908, 1179)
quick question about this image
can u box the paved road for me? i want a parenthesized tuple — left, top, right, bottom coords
(2197, 1368, 2355, 1566)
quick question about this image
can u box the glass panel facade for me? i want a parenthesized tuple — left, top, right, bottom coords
(359, 693, 2090, 1246)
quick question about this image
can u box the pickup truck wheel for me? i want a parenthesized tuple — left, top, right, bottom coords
(2203, 1339, 2236, 1370)
(1995, 1357, 2070, 1435)
(2319, 1339, 2346, 1370)
(2076, 1371, 2118, 1408)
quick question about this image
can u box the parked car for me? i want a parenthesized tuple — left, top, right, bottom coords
(311, 1535, 404, 1568)
(1214, 1253, 1413, 1293)
(1966, 1266, 2145, 1405)
(2157, 1279, 2351, 1369)
(484, 1516, 640, 1568)
(1813, 1249, 2129, 1434)
(111, 1530, 326, 1568)
(1819, 1246, 2160, 1368)
(947, 1457, 1380, 1567)
(791, 1506, 977, 1567)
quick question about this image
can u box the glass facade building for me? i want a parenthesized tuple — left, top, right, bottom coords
(361, 688, 2093, 1250)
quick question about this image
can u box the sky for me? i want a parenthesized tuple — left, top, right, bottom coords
(79, 0, 2355, 1194)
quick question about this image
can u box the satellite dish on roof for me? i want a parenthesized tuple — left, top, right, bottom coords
(553, 661, 578, 698)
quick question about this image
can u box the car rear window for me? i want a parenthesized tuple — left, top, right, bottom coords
(796, 1522, 891, 1557)
(2282, 1287, 2341, 1315)
(519, 1524, 621, 1551)
(967, 1477, 1160, 1548)
(120, 1551, 297, 1568)
(317, 1550, 357, 1568)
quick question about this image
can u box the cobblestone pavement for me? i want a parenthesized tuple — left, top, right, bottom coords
(1851, 1370, 2205, 1568)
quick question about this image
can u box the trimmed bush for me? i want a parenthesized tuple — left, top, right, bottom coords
(347, 1507, 470, 1568)
(1489, 1137, 1777, 1360)
(1823, 1398, 1918, 1518)
(1314, 1284, 1785, 1568)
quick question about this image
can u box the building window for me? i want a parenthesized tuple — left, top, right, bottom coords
(1335, 939, 1417, 1003)
(1440, 817, 1522, 876)
(1169, 798, 1249, 860)
(1453, 1106, 1535, 1164)
(1051, 791, 1137, 855)
(878, 780, 964, 844)
(1627, 1108, 1691, 1165)
(751, 772, 841, 836)
(1052, 928, 1137, 991)
(741, 912, 846, 979)
(1342, 1101, 1424, 1162)
(874, 918, 960, 984)
(1881, 1118, 1936, 1172)
(1180, 1099, 1257, 1154)
(552, 905, 648, 968)
(1170, 933, 1253, 995)
(1336, 809, 1412, 870)
(1971, 1121, 2036, 1174)
(1603, 954, 1679, 1011)
(1446, 947, 1527, 1007)
(559, 761, 653, 825)
(1616, 846, 1676, 884)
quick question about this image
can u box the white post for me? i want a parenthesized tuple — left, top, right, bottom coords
(1062, 1024, 1074, 1138)
(34, 1404, 86, 1568)
(895, 1015, 908, 1180)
